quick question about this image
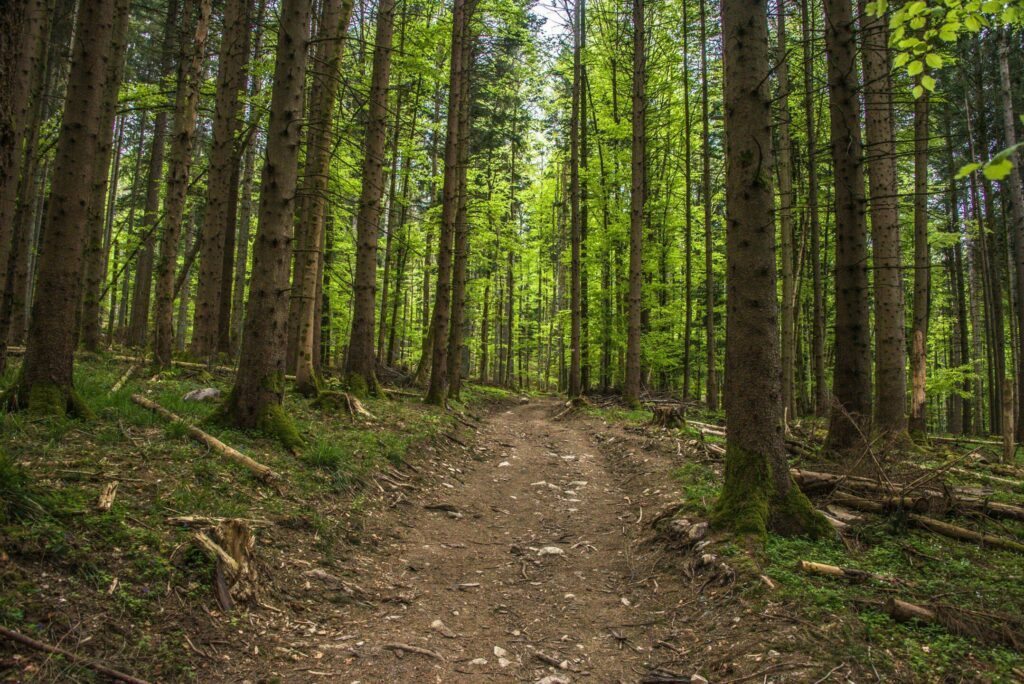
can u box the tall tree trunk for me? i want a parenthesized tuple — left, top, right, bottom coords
(5, 0, 125, 416)
(859, 0, 907, 437)
(126, 0, 180, 348)
(909, 93, 931, 437)
(823, 0, 871, 453)
(79, 0, 131, 352)
(997, 30, 1024, 442)
(425, 0, 472, 404)
(699, 0, 717, 411)
(681, 2, 693, 400)
(176, 210, 197, 350)
(153, 0, 211, 366)
(623, 0, 644, 407)
(216, 0, 312, 449)
(568, 0, 583, 400)
(0, 0, 46, 373)
(446, 32, 473, 401)
(777, 0, 797, 422)
(292, 0, 354, 395)
(713, 0, 828, 539)
(191, 0, 251, 359)
(344, 0, 395, 396)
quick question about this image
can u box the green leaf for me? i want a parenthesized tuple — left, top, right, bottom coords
(913, 84, 925, 98)
(925, 53, 943, 68)
(908, 59, 924, 76)
(983, 158, 1013, 180)
(894, 53, 911, 68)
(965, 14, 981, 30)
(956, 162, 982, 178)
(982, 0, 1002, 11)
(921, 74, 936, 91)
(939, 29, 958, 40)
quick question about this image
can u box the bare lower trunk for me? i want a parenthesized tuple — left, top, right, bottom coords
(218, 0, 311, 450)
(623, 0, 644, 407)
(7, 0, 123, 416)
(153, 0, 211, 367)
(191, 0, 251, 359)
(777, 3, 796, 422)
(343, 0, 395, 397)
(823, 0, 871, 453)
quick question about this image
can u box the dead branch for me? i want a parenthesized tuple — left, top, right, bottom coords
(382, 642, 445, 661)
(0, 625, 151, 684)
(130, 394, 279, 482)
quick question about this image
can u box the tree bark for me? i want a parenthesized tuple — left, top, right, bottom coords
(777, 1, 797, 423)
(623, 0, 644, 406)
(699, 0, 717, 412)
(714, 0, 828, 539)
(191, 0, 252, 359)
(344, 0, 396, 396)
(217, 0, 312, 450)
(909, 92, 931, 437)
(823, 0, 872, 453)
(152, 0, 211, 367)
(5, 0, 125, 415)
(568, 0, 583, 400)
(292, 0, 354, 395)
(858, 0, 907, 437)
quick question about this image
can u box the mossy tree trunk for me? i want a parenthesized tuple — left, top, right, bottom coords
(293, 0, 354, 397)
(712, 0, 829, 541)
(152, 0, 211, 368)
(191, 0, 251, 360)
(7, 0, 126, 417)
(217, 0, 311, 451)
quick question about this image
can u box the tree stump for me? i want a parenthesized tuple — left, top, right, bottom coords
(650, 404, 685, 428)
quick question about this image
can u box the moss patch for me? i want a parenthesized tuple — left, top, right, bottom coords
(258, 402, 305, 452)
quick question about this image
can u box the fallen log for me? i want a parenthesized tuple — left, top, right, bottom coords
(0, 625, 151, 684)
(130, 394, 279, 483)
(798, 560, 897, 584)
(885, 598, 1022, 649)
(830, 492, 1024, 554)
(949, 466, 1023, 489)
(110, 364, 137, 393)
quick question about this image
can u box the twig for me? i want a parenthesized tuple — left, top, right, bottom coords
(382, 642, 445, 661)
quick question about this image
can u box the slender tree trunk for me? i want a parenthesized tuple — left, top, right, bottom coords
(425, 0, 472, 404)
(79, 0, 131, 352)
(859, 0, 907, 437)
(909, 93, 931, 437)
(217, 0, 312, 449)
(447, 32, 473, 400)
(777, 1, 797, 422)
(823, 0, 871, 453)
(191, 0, 251, 359)
(344, 0, 395, 396)
(714, 0, 828, 539)
(699, 0, 717, 411)
(568, 0, 583, 400)
(997, 31, 1024, 442)
(681, 4, 693, 400)
(293, 0, 354, 394)
(5, 0, 125, 415)
(153, 0, 211, 366)
(176, 210, 197, 350)
(623, 0, 644, 406)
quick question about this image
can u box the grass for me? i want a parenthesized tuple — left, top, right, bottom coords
(0, 351, 512, 681)
(667, 449, 1024, 681)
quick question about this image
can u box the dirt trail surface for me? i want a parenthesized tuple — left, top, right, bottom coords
(217, 398, 828, 683)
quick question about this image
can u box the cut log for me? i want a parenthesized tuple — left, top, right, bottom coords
(886, 598, 936, 623)
(96, 482, 118, 511)
(949, 466, 1023, 488)
(798, 560, 896, 583)
(130, 394, 279, 482)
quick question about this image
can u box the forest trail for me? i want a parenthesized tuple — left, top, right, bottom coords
(297, 398, 702, 683)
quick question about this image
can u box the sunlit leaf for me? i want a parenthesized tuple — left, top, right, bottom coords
(983, 158, 1013, 180)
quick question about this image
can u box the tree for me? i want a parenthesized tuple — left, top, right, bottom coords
(568, 0, 583, 401)
(191, 0, 252, 359)
(215, 0, 312, 449)
(777, 0, 797, 423)
(909, 92, 931, 437)
(623, 0, 644, 407)
(153, 0, 212, 368)
(699, 0, 717, 412)
(292, 0, 354, 395)
(344, 0, 397, 397)
(713, 0, 829, 539)
(823, 0, 871, 453)
(859, 0, 907, 438)
(3, 0, 126, 415)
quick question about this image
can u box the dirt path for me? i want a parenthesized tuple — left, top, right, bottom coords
(308, 398, 698, 683)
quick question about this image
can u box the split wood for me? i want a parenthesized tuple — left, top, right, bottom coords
(130, 394, 279, 482)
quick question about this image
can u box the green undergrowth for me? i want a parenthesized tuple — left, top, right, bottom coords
(669, 455, 1024, 681)
(0, 353, 511, 680)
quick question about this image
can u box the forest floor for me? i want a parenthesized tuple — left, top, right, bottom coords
(1, 356, 1024, 682)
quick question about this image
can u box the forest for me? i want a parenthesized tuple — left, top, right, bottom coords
(1, 0, 1024, 680)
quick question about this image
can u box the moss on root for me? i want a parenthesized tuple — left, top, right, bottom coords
(344, 371, 381, 399)
(1, 377, 94, 419)
(711, 443, 830, 542)
(258, 402, 305, 452)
